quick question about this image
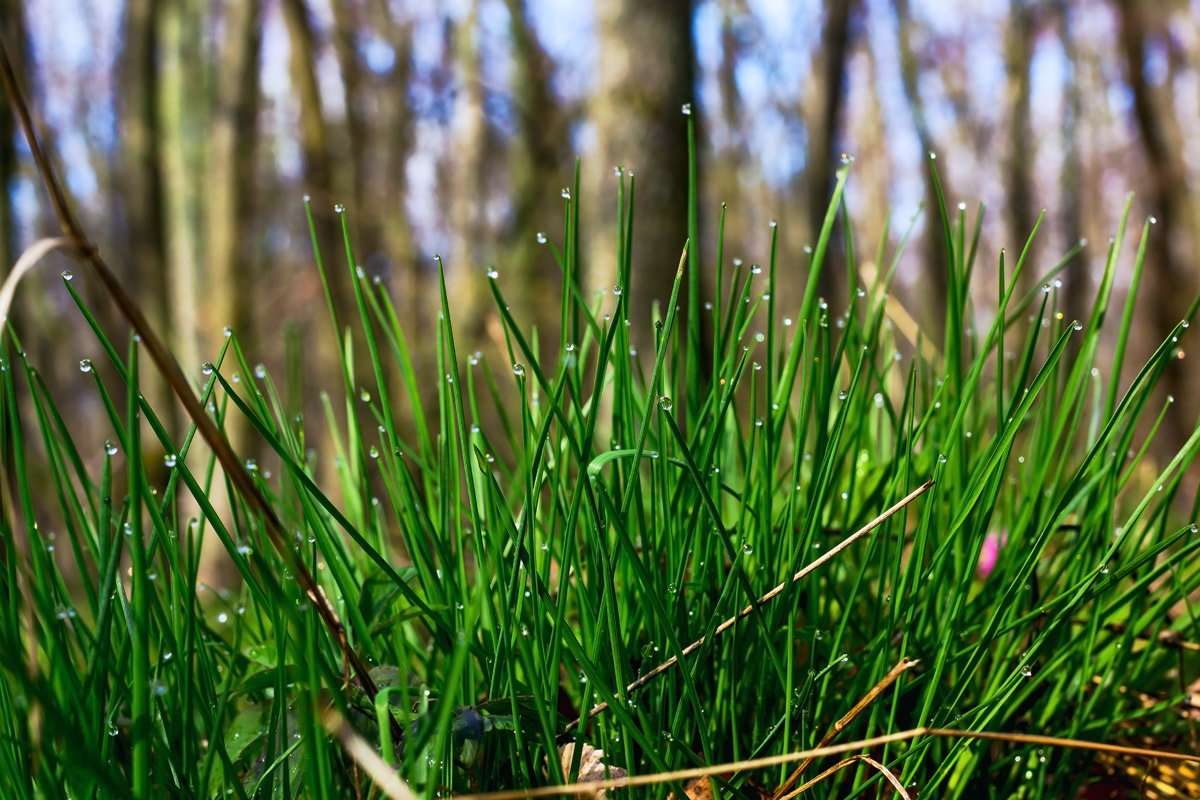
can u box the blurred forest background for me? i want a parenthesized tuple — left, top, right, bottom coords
(1, 0, 1198, 502)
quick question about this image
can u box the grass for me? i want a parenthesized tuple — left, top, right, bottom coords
(2, 107, 1200, 799)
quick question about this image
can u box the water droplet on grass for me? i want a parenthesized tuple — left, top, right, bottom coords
(560, 188, 571, 200)
(61, 270, 73, 281)
(79, 359, 92, 373)
(105, 440, 118, 455)
(486, 267, 498, 279)
(200, 363, 214, 376)
(512, 363, 525, 376)
(681, 103, 692, 115)
(536, 232, 546, 243)
(658, 396, 673, 411)
(164, 454, 176, 468)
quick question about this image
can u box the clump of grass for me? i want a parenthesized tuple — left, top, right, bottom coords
(2, 101, 1199, 800)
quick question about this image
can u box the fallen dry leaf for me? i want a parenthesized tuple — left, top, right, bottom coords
(557, 743, 627, 798)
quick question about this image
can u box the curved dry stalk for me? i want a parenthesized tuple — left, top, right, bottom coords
(773, 656, 919, 799)
(452, 726, 1200, 800)
(566, 480, 934, 732)
(0, 237, 83, 321)
(0, 36, 395, 736)
(787, 755, 910, 800)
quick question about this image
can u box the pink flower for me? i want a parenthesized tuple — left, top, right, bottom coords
(977, 530, 1008, 579)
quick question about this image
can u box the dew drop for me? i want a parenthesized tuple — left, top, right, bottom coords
(486, 267, 499, 279)
(512, 363, 525, 377)
(200, 362, 214, 376)
(536, 232, 547, 244)
(61, 270, 73, 281)
(560, 188, 571, 200)
(612, 285, 623, 296)
(334, 203, 345, 214)
(359, 389, 371, 402)
(105, 440, 119, 456)
(79, 359, 93, 373)
(163, 454, 177, 468)
(681, 103, 692, 115)
(658, 396, 673, 411)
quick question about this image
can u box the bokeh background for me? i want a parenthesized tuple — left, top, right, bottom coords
(2, 0, 1198, 485)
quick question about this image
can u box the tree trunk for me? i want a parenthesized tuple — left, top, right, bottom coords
(207, 0, 262, 359)
(893, 0, 949, 342)
(804, 0, 856, 314)
(587, 0, 694, 356)
(1116, 0, 1199, 463)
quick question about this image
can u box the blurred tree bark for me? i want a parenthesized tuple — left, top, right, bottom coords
(803, 0, 855, 313)
(894, 0, 949, 343)
(0, 0, 20, 276)
(159, 0, 206, 374)
(1056, 1, 1090, 328)
(115, 0, 183, 440)
(1003, 0, 1036, 293)
(447, 0, 489, 341)
(117, 0, 167, 346)
(206, 0, 262, 361)
(587, 0, 694, 355)
(280, 0, 368, 495)
(850, 33, 891, 295)
(495, 0, 568, 339)
(1116, 0, 1199, 448)
(366, 2, 419, 326)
